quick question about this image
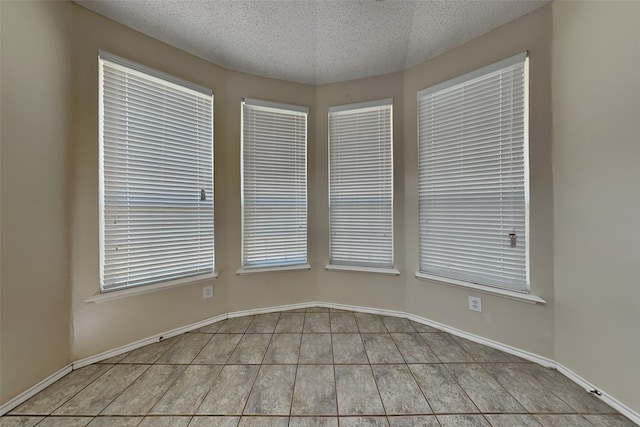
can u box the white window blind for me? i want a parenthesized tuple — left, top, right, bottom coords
(241, 98, 308, 269)
(418, 53, 529, 292)
(328, 99, 394, 269)
(99, 51, 214, 292)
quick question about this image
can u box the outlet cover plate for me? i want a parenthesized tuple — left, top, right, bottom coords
(203, 285, 213, 299)
(468, 296, 482, 312)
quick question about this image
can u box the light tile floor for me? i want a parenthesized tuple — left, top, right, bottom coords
(2, 308, 636, 427)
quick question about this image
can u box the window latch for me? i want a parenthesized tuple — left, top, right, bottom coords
(200, 189, 206, 201)
(509, 232, 517, 248)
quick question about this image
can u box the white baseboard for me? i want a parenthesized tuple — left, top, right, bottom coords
(2, 300, 638, 425)
(556, 363, 640, 425)
(0, 364, 72, 416)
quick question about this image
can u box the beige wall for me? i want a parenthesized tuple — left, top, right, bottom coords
(0, 1, 73, 403)
(403, 5, 555, 357)
(552, 1, 640, 411)
(2, 0, 638, 414)
(315, 72, 406, 311)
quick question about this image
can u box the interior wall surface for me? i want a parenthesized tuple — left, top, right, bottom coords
(403, 5, 555, 358)
(0, 0, 73, 403)
(314, 73, 406, 311)
(552, 0, 640, 412)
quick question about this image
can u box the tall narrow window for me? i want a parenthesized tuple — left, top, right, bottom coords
(99, 51, 215, 292)
(328, 99, 395, 273)
(417, 53, 529, 292)
(240, 98, 308, 271)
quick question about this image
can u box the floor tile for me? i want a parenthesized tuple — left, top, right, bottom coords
(102, 364, 185, 415)
(195, 320, 226, 334)
(485, 414, 542, 426)
(246, 313, 281, 333)
(35, 417, 93, 427)
(138, 416, 191, 427)
(388, 416, 440, 427)
(306, 307, 329, 313)
(0, 416, 44, 427)
(583, 415, 637, 427)
(226, 334, 272, 364)
(274, 313, 305, 333)
(335, 365, 385, 416)
(244, 365, 296, 415)
(120, 336, 181, 364)
(156, 334, 212, 364)
(339, 417, 389, 427)
(408, 364, 477, 414)
(390, 333, 439, 363)
(217, 317, 254, 334)
(437, 415, 490, 427)
(299, 334, 333, 364)
(446, 364, 525, 413)
(534, 415, 594, 426)
(381, 316, 416, 333)
(86, 416, 142, 426)
(332, 333, 368, 364)
(303, 313, 331, 333)
(53, 365, 148, 416)
(419, 333, 473, 363)
(188, 416, 240, 427)
(291, 365, 337, 416)
(10, 365, 111, 415)
(237, 417, 288, 427)
(483, 364, 572, 413)
(151, 365, 223, 414)
(409, 321, 440, 333)
(371, 365, 431, 415)
(196, 365, 259, 415)
(330, 313, 359, 333)
(192, 334, 243, 364)
(289, 417, 338, 427)
(361, 334, 404, 364)
(353, 313, 387, 333)
(522, 364, 615, 413)
(451, 336, 515, 362)
(263, 333, 301, 364)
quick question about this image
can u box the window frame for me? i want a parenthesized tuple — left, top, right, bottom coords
(98, 51, 216, 293)
(326, 98, 398, 275)
(238, 97, 310, 273)
(416, 52, 531, 294)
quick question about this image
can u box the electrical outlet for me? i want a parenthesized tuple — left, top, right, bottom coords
(468, 296, 482, 312)
(202, 285, 213, 299)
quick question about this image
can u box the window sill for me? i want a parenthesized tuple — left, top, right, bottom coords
(326, 264, 400, 276)
(86, 272, 219, 304)
(236, 264, 311, 275)
(414, 272, 545, 304)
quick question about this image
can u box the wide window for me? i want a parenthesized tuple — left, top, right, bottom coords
(417, 53, 529, 292)
(328, 99, 395, 272)
(240, 98, 308, 271)
(99, 51, 215, 292)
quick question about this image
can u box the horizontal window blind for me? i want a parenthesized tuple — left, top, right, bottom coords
(418, 53, 529, 292)
(329, 99, 394, 269)
(99, 52, 214, 292)
(241, 98, 308, 268)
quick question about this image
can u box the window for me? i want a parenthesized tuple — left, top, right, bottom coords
(417, 53, 529, 292)
(328, 99, 396, 272)
(99, 51, 215, 292)
(240, 98, 308, 271)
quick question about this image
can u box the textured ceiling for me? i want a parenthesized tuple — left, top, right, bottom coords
(76, 0, 549, 85)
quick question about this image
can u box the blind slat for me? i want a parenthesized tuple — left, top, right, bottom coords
(418, 55, 529, 292)
(242, 100, 308, 268)
(100, 54, 214, 292)
(329, 101, 394, 269)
